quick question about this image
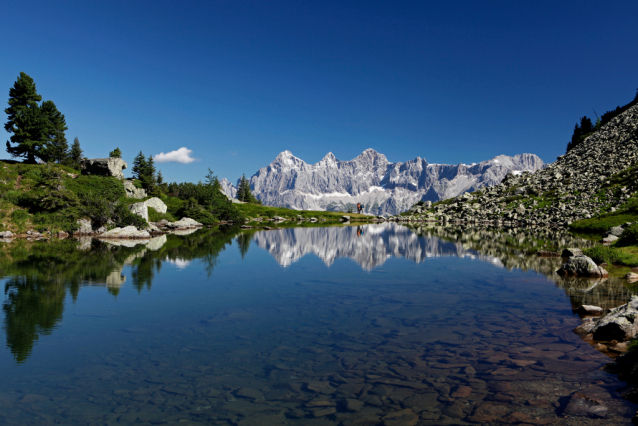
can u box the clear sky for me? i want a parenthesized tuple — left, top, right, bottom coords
(2, 1, 637, 184)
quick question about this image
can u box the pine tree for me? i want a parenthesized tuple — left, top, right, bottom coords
(109, 147, 122, 158)
(144, 155, 157, 194)
(237, 174, 255, 203)
(40, 100, 68, 163)
(67, 137, 83, 170)
(132, 151, 147, 181)
(4, 72, 46, 163)
(205, 168, 220, 191)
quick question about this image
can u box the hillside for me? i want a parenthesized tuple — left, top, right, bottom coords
(222, 149, 544, 215)
(403, 103, 638, 226)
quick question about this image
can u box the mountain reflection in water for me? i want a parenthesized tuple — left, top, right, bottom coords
(1, 223, 636, 364)
(2, 223, 638, 424)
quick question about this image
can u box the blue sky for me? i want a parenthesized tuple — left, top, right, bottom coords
(2, 1, 637, 184)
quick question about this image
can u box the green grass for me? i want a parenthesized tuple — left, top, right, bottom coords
(584, 245, 638, 267)
(235, 202, 371, 221)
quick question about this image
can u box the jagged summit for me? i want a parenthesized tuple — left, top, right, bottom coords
(222, 148, 545, 215)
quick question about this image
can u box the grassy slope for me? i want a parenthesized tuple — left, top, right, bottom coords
(0, 161, 372, 233)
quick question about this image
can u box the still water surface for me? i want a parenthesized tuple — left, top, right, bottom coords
(1, 223, 637, 425)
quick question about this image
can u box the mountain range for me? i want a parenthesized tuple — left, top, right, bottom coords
(221, 149, 544, 215)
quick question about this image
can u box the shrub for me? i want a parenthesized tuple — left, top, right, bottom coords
(113, 203, 148, 228)
(617, 223, 638, 247)
(148, 207, 175, 223)
(584, 245, 638, 266)
(11, 210, 28, 221)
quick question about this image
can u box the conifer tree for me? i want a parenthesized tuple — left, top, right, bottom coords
(109, 147, 122, 158)
(67, 137, 83, 170)
(40, 100, 68, 163)
(132, 151, 147, 181)
(4, 73, 47, 163)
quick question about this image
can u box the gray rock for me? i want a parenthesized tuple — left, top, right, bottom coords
(562, 248, 584, 257)
(577, 305, 604, 315)
(341, 216, 351, 221)
(609, 226, 625, 237)
(165, 217, 203, 229)
(557, 255, 608, 277)
(590, 297, 638, 341)
(144, 197, 167, 214)
(602, 235, 619, 243)
(80, 157, 127, 179)
(75, 218, 93, 234)
(272, 216, 286, 221)
(99, 226, 150, 239)
(0, 231, 13, 238)
(129, 202, 149, 222)
(123, 180, 147, 199)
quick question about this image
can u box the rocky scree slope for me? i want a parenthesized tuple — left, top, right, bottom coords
(222, 149, 543, 216)
(402, 104, 638, 226)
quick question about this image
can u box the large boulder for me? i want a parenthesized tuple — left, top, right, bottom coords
(99, 226, 150, 239)
(0, 231, 13, 238)
(575, 297, 638, 342)
(144, 197, 167, 214)
(80, 158, 127, 179)
(129, 202, 149, 222)
(165, 217, 203, 229)
(123, 180, 147, 199)
(557, 255, 608, 277)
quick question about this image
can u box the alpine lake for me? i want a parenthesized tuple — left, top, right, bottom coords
(1, 222, 638, 426)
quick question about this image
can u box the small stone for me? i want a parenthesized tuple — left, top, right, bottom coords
(577, 305, 604, 315)
(450, 386, 472, 398)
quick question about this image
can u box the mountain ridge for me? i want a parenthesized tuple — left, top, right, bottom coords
(221, 149, 545, 215)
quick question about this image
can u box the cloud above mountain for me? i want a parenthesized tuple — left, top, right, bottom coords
(153, 147, 199, 164)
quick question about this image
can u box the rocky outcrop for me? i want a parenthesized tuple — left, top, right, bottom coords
(99, 226, 150, 239)
(575, 297, 638, 342)
(123, 180, 147, 199)
(401, 103, 638, 225)
(557, 255, 609, 277)
(222, 149, 544, 215)
(80, 158, 127, 180)
(74, 218, 94, 235)
(164, 217, 203, 229)
(145, 197, 167, 214)
(129, 202, 148, 222)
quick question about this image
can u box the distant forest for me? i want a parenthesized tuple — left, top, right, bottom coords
(567, 88, 638, 152)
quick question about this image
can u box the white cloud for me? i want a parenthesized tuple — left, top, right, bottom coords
(228, 150, 237, 156)
(153, 147, 199, 164)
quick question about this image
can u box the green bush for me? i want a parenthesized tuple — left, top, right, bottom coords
(160, 196, 184, 217)
(11, 209, 28, 221)
(618, 223, 638, 247)
(179, 205, 218, 225)
(113, 203, 148, 228)
(64, 176, 125, 202)
(148, 207, 175, 223)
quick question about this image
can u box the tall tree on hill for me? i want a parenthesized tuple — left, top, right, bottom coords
(4, 72, 47, 163)
(67, 137, 83, 170)
(132, 151, 148, 181)
(237, 174, 256, 203)
(40, 100, 68, 163)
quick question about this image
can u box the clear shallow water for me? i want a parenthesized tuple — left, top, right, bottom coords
(1, 223, 637, 425)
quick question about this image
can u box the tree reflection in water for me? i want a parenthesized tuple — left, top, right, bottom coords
(1, 226, 242, 363)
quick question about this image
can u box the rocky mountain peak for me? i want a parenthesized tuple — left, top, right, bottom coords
(221, 148, 545, 215)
